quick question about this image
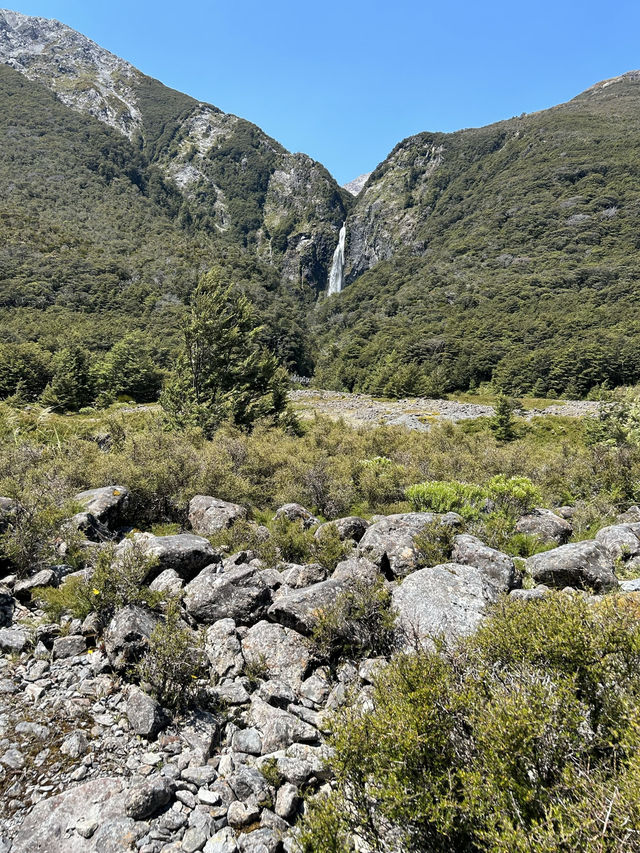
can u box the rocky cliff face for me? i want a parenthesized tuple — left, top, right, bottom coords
(0, 9, 349, 293)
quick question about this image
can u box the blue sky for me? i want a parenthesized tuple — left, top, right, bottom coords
(10, 0, 640, 184)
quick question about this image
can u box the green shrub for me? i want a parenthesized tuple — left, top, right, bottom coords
(136, 604, 207, 712)
(313, 523, 350, 572)
(413, 519, 456, 567)
(406, 476, 541, 521)
(300, 594, 640, 852)
(309, 576, 395, 664)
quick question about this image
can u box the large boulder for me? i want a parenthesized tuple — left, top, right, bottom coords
(188, 495, 247, 536)
(241, 621, 310, 688)
(279, 562, 327, 588)
(526, 541, 618, 592)
(273, 503, 320, 530)
(451, 534, 516, 591)
(8, 777, 134, 853)
(13, 568, 58, 602)
(124, 774, 174, 820)
(332, 556, 380, 583)
(0, 626, 30, 653)
(392, 563, 503, 648)
(267, 578, 346, 635)
(184, 564, 271, 625)
(314, 516, 369, 543)
(119, 532, 217, 583)
(74, 485, 130, 529)
(358, 512, 462, 578)
(515, 508, 572, 545)
(127, 686, 166, 739)
(247, 696, 319, 753)
(205, 618, 245, 679)
(104, 605, 159, 672)
(595, 524, 640, 561)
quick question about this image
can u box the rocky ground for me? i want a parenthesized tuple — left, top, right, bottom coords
(289, 390, 600, 431)
(1, 487, 640, 852)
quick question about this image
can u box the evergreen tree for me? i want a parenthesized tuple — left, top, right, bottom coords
(40, 345, 94, 411)
(95, 333, 162, 403)
(490, 394, 519, 442)
(161, 268, 290, 435)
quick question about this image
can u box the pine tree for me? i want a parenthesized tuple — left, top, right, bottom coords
(160, 268, 290, 435)
(95, 333, 161, 403)
(40, 345, 94, 411)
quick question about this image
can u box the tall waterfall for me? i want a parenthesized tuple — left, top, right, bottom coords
(327, 223, 346, 295)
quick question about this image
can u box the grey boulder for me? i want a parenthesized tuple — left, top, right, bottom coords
(119, 532, 217, 583)
(451, 534, 516, 590)
(74, 485, 130, 529)
(526, 541, 618, 592)
(127, 686, 166, 739)
(515, 508, 572, 545)
(0, 626, 30, 653)
(124, 774, 173, 819)
(104, 605, 159, 672)
(184, 564, 271, 625)
(274, 503, 320, 529)
(267, 578, 346, 635)
(595, 524, 640, 561)
(279, 562, 327, 588)
(314, 516, 369, 543)
(242, 620, 310, 687)
(392, 562, 503, 648)
(189, 495, 247, 536)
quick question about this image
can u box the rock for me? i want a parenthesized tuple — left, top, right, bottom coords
(52, 634, 86, 659)
(0, 589, 13, 627)
(1, 748, 24, 769)
(180, 710, 219, 763)
(13, 568, 58, 601)
(595, 524, 640, 561)
(182, 827, 209, 853)
(204, 828, 238, 853)
(205, 619, 244, 680)
(314, 516, 369, 543)
(127, 686, 166, 739)
(267, 579, 345, 635)
(275, 782, 299, 821)
(332, 556, 380, 583)
(509, 585, 551, 601)
(67, 511, 113, 543)
(189, 495, 247, 536)
(274, 503, 320, 529)
(149, 568, 184, 596)
(74, 485, 130, 528)
(257, 679, 297, 709)
(60, 730, 89, 758)
(515, 508, 572, 545)
(181, 765, 218, 786)
(279, 562, 327, 588)
(392, 562, 503, 648)
(227, 800, 260, 828)
(358, 512, 462, 578)
(526, 541, 618, 592)
(247, 697, 319, 753)
(104, 605, 159, 672)
(120, 532, 218, 583)
(9, 777, 129, 852)
(451, 534, 516, 590)
(232, 727, 262, 755)
(237, 828, 280, 853)
(242, 621, 310, 687)
(617, 506, 640, 524)
(0, 626, 29, 653)
(184, 564, 271, 625)
(125, 774, 174, 819)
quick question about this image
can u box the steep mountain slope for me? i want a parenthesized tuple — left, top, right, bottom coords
(0, 9, 350, 294)
(315, 72, 640, 397)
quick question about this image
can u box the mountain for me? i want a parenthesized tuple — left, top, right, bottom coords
(314, 71, 640, 397)
(342, 172, 372, 196)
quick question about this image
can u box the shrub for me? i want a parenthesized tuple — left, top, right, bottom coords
(309, 576, 396, 664)
(313, 523, 350, 572)
(299, 594, 640, 852)
(413, 519, 456, 567)
(136, 604, 207, 712)
(406, 476, 541, 521)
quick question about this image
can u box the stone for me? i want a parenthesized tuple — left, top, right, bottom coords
(227, 800, 260, 828)
(182, 826, 209, 853)
(226, 764, 271, 803)
(0, 626, 29, 653)
(247, 697, 319, 753)
(149, 569, 185, 596)
(267, 578, 346, 635)
(620, 577, 640, 592)
(104, 605, 159, 671)
(74, 485, 130, 528)
(60, 731, 89, 758)
(184, 564, 271, 625)
(189, 495, 247, 536)
(9, 777, 129, 852)
(181, 765, 218, 786)
(595, 524, 640, 561)
(1, 748, 25, 769)
(205, 619, 244, 680)
(242, 620, 310, 687)
(515, 508, 572, 545)
(0, 589, 13, 628)
(204, 828, 238, 853)
(13, 568, 58, 601)
(526, 541, 618, 593)
(257, 679, 297, 709)
(67, 511, 113, 543)
(332, 555, 380, 583)
(275, 782, 299, 821)
(451, 534, 516, 590)
(279, 562, 327, 588)
(273, 503, 320, 529)
(52, 634, 86, 659)
(125, 774, 174, 820)
(118, 532, 218, 584)
(509, 585, 551, 601)
(358, 512, 463, 578)
(232, 727, 262, 755)
(299, 673, 331, 705)
(127, 686, 166, 739)
(180, 710, 219, 763)
(392, 562, 503, 648)
(617, 506, 640, 524)
(314, 516, 369, 543)
(237, 828, 280, 853)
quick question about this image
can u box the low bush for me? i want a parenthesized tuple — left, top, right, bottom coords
(406, 475, 541, 521)
(413, 519, 456, 567)
(299, 594, 640, 852)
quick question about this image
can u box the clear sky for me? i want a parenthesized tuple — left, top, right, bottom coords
(9, 0, 640, 184)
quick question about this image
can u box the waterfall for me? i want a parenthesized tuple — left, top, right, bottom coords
(327, 223, 346, 295)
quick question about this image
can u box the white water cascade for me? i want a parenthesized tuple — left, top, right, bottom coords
(327, 223, 347, 295)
